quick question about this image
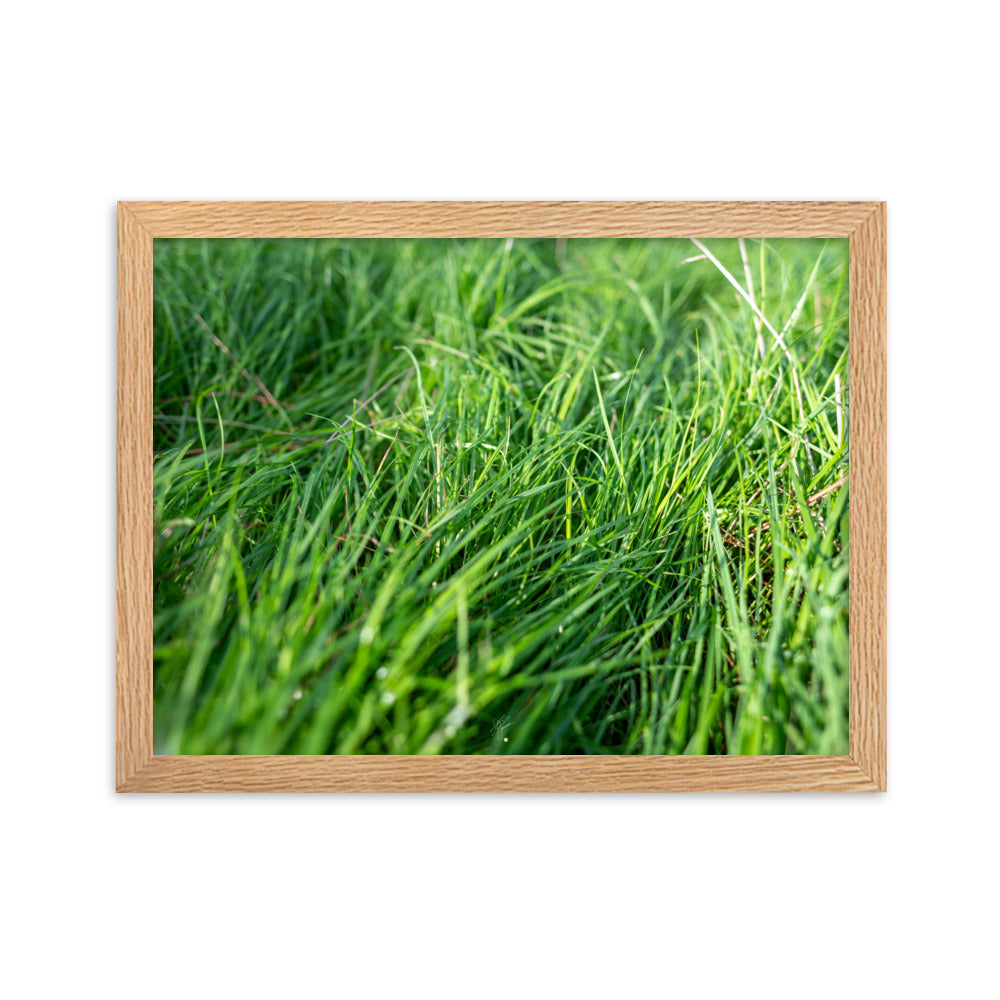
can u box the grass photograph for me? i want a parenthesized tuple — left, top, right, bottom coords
(152, 234, 849, 756)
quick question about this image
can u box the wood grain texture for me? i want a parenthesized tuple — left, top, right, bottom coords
(848, 204, 888, 790)
(123, 201, 876, 239)
(119, 754, 877, 793)
(117, 205, 155, 787)
(117, 200, 887, 792)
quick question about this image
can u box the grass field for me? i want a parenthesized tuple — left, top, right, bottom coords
(152, 236, 849, 755)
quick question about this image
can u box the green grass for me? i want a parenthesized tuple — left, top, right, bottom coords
(152, 236, 848, 755)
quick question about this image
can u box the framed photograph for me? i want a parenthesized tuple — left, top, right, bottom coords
(117, 201, 885, 791)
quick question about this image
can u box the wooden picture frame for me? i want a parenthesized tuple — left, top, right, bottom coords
(118, 201, 886, 792)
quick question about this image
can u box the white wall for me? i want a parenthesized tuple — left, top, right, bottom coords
(4, 3, 996, 997)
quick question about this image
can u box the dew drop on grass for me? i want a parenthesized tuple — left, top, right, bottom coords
(360, 625, 375, 645)
(381, 691, 396, 707)
(375, 666, 388, 680)
(292, 689, 303, 701)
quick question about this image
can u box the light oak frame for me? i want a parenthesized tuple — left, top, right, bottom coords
(117, 201, 886, 792)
